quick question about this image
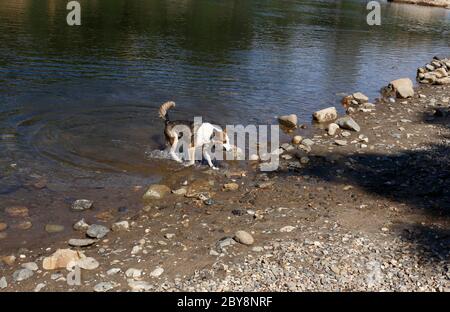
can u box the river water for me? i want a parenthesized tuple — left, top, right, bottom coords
(0, 0, 449, 247)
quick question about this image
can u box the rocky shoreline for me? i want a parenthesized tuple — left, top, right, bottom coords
(388, 0, 450, 9)
(1, 58, 449, 292)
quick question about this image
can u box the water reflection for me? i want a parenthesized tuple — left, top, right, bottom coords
(0, 0, 448, 189)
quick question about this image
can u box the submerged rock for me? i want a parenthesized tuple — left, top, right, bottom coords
(15, 221, 32, 230)
(5, 206, 29, 218)
(143, 184, 171, 200)
(0, 222, 7, 232)
(86, 224, 110, 239)
(300, 156, 310, 164)
(73, 219, 89, 231)
(45, 224, 65, 233)
(72, 199, 93, 211)
(33, 178, 47, 189)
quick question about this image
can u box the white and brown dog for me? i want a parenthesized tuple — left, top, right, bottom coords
(158, 101, 232, 170)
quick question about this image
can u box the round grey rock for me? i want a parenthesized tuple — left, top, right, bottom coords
(68, 238, 97, 247)
(86, 224, 110, 239)
(13, 268, 34, 282)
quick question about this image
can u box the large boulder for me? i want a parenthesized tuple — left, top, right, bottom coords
(42, 249, 83, 270)
(389, 78, 414, 98)
(312, 107, 337, 123)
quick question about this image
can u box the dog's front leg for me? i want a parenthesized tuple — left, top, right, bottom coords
(184, 146, 196, 167)
(203, 148, 218, 170)
(169, 137, 183, 163)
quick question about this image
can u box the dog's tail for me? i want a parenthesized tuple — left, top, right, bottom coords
(158, 101, 176, 123)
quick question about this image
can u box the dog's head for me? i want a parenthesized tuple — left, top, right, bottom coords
(215, 128, 232, 152)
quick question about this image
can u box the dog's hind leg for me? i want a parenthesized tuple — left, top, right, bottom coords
(203, 147, 218, 170)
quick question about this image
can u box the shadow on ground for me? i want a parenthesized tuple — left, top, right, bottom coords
(287, 112, 450, 261)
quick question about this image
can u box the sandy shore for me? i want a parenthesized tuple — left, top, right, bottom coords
(1, 61, 449, 292)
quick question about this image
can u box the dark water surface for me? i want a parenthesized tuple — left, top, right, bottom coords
(0, 0, 449, 231)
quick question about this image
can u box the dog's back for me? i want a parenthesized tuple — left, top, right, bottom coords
(158, 101, 195, 145)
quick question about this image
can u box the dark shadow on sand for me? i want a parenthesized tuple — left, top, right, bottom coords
(280, 111, 450, 261)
